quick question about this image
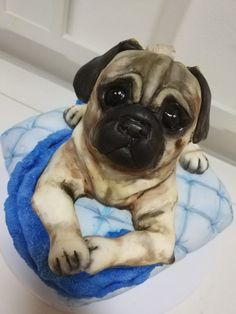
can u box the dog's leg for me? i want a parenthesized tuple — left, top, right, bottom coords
(179, 142, 209, 174)
(33, 186, 90, 275)
(32, 140, 90, 275)
(63, 104, 87, 128)
(85, 174, 177, 274)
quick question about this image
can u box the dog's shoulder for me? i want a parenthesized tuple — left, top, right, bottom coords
(38, 139, 83, 184)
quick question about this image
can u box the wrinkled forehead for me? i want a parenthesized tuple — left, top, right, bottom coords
(99, 50, 201, 110)
(101, 50, 173, 80)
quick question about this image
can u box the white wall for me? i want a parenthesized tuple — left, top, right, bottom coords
(0, 0, 235, 162)
(0, 0, 189, 63)
(173, 0, 236, 112)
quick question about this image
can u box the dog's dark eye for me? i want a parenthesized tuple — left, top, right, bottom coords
(161, 102, 191, 133)
(104, 87, 128, 107)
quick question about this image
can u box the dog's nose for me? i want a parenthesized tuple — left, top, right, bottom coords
(118, 118, 150, 138)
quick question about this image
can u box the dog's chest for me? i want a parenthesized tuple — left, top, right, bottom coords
(89, 172, 159, 206)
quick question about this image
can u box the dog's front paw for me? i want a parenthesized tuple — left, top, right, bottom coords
(48, 232, 90, 275)
(85, 237, 116, 274)
(63, 104, 87, 128)
(180, 144, 209, 174)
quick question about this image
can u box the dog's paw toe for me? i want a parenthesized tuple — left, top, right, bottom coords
(180, 151, 209, 174)
(49, 237, 90, 275)
(50, 250, 79, 275)
(63, 105, 85, 128)
(85, 237, 115, 274)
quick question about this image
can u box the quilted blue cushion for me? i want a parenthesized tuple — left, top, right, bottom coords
(0, 105, 233, 304)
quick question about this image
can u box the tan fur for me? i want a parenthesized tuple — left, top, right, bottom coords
(32, 49, 207, 275)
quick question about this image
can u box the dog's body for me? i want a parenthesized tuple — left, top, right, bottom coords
(32, 40, 211, 275)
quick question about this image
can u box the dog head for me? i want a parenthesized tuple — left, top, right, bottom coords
(73, 39, 211, 173)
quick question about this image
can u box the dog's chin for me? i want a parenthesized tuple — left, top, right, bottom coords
(102, 145, 158, 170)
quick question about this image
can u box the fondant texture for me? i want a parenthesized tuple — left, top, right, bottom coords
(0, 106, 233, 301)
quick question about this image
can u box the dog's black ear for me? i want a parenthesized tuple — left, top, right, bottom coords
(73, 39, 143, 102)
(188, 66, 211, 143)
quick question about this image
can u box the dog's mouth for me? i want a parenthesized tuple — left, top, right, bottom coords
(92, 105, 165, 170)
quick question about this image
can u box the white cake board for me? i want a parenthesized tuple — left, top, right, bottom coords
(0, 149, 216, 314)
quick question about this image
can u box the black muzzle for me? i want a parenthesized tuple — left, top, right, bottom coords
(93, 104, 165, 170)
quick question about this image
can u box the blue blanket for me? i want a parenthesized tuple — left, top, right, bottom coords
(5, 129, 158, 299)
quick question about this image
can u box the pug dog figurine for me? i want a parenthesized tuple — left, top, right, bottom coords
(32, 39, 211, 275)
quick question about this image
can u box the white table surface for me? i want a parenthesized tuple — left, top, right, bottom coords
(0, 51, 235, 314)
